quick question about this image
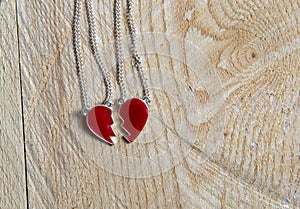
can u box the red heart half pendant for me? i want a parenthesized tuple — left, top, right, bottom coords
(119, 98, 149, 143)
(86, 105, 115, 145)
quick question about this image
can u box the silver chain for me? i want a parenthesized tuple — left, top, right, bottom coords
(114, 0, 126, 104)
(115, 0, 151, 105)
(86, 0, 113, 105)
(73, 0, 113, 116)
(74, 0, 89, 114)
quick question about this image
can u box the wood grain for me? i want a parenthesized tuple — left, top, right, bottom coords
(0, 1, 27, 208)
(1, 0, 299, 208)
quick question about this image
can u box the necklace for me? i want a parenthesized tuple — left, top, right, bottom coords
(73, 0, 150, 145)
(74, 0, 115, 145)
(114, 0, 150, 142)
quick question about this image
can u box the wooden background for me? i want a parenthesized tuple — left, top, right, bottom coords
(1, 0, 299, 208)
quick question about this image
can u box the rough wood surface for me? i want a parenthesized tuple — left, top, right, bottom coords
(1, 0, 299, 208)
(0, 1, 27, 208)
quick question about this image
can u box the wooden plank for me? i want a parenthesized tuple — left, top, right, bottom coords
(17, 0, 299, 208)
(0, 1, 27, 208)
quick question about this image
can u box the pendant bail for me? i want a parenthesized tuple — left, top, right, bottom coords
(118, 97, 125, 105)
(143, 96, 151, 105)
(103, 100, 113, 107)
(81, 106, 90, 117)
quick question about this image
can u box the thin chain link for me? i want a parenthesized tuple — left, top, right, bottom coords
(86, 0, 112, 104)
(73, 0, 113, 116)
(73, 0, 89, 114)
(115, 0, 151, 105)
(126, 0, 150, 103)
(114, 0, 127, 104)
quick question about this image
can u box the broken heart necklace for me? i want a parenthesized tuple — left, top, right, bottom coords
(73, 0, 116, 145)
(114, 0, 150, 142)
(73, 0, 150, 144)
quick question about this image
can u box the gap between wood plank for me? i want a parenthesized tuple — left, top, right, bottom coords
(15, 0, 29, 208)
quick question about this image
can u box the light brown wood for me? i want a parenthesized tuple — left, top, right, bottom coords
(0, 1, 27, 208)
(1, 0, 299, 208)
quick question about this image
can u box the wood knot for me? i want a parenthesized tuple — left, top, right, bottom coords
(234, 46, 260, 72)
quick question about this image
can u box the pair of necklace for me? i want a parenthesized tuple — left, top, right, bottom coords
(73, 0, 150, 145)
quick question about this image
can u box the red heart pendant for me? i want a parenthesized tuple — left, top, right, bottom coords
(86, 105, 115, 145)
(119, 98, 149, 142)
